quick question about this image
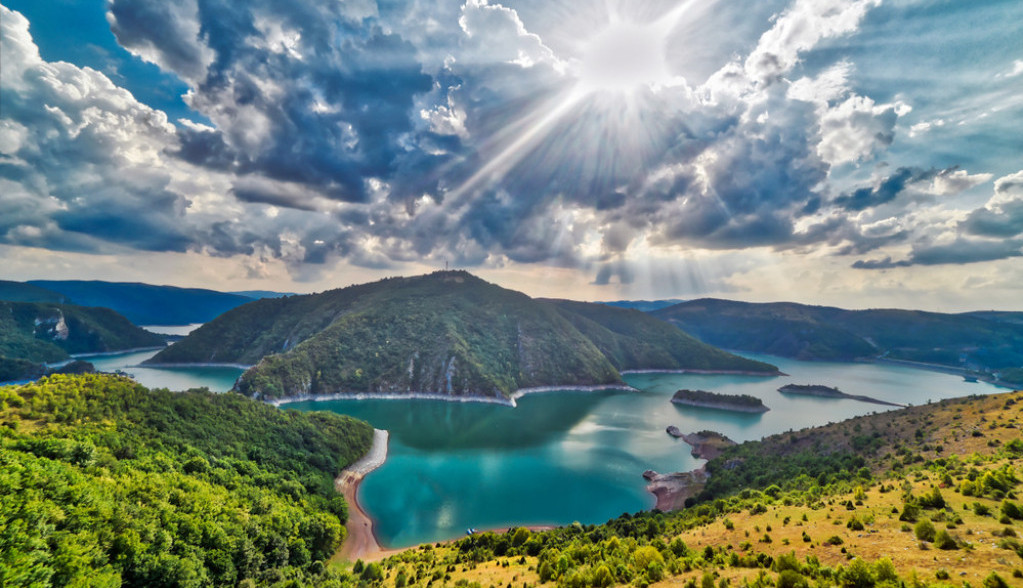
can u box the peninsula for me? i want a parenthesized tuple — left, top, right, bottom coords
(777, 383, 905, 407)
(670, 389, 770, 413)
(149, 271, 778, 402)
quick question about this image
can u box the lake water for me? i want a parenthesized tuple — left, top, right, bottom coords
(73, 348, 1002, 548)
(86, 349, 243, 392)
(283, 354, 1003, 548)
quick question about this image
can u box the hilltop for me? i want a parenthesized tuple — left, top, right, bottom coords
(149, 272, 777, 401)
(653, 298, 1023, 385)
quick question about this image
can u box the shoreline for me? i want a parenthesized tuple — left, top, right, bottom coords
(138, 361, 253, 370)
(670, 399, 770, 413)
(70, 346, 166, 358)
(273, 383, 637, 409)
(336, 429, 391, 562)
(622, 368, 787, 377)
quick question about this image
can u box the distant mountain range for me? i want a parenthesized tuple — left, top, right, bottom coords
(652, 298, 1023, 385)
(600, 299, 686, 312)
(149, 272, 777, 401)
(24, 280, 257, 325)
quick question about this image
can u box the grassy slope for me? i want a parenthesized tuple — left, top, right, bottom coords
(653, 298, 1023, 375)
(0, 301, 165, 363)
(26, 280, 254, 326)
(365, 390, 1023, 588)
(0, 374, 373, 587)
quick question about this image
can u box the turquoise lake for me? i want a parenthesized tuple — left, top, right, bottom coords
(81, 348, 1002, 548)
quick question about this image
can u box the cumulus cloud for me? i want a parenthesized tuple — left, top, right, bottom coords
(3, 0, 1019, 290)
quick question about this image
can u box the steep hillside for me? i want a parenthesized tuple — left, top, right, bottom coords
(547, 299, 776, 374)
(26, 280, 254, 325)
(150, 272, 776, 401)
(0, 279, 69, 303)
(0, 374, 373, 586)
(0, 300, 164, 363)
(653, 298, 1023, 381)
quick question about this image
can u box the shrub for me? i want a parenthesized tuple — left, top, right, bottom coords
(934, 530, 958, 550)
(914, 519, 936, 542)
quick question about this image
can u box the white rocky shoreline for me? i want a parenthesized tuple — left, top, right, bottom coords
(269, 383, 638, 408)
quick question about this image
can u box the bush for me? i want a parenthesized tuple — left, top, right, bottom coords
(934, 530, 958, 550)
(914, 519, 936, 542)
(776, 570, 808, 588)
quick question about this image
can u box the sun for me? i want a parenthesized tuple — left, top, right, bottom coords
(577, 19, 672, 94)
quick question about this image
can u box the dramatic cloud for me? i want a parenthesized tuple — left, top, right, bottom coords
(1, 0, 1022, 301)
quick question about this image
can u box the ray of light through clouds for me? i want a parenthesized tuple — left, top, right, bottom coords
(0, 0, 1021, 310)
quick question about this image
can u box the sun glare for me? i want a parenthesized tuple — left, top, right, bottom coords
(578, 20, 671, 93)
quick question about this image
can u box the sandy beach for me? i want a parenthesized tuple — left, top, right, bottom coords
(335, 429, 397, 562)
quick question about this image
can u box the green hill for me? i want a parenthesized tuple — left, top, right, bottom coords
(0, 280, 69, 304)
(0, 300, 165, 364)
(149, 272, 776, 401)
(0, 373, 373, 586)
(547, 299, 776, 374)
(26, 280, 254, 325)
(653, 299, 1023, 381)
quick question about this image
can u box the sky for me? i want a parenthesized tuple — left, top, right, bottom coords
(0, 0, 1021, 311)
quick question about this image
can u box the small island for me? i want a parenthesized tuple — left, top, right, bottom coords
(777, 384, 905, 407)
(670, 389, 770, 413)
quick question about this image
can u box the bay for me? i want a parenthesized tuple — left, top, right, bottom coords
(285, 353, 1002, 548)
(75, 348, 1002, 549)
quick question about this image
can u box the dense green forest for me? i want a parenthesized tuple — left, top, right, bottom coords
(0, 374, 373, 586)
(652, 299, 1023, 384)
(546, 301, 775, 374)
(0, 300, 164, 370)
(151, 272, 775, 401)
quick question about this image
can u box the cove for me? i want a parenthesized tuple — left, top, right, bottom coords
(284, 353, 1003, 548)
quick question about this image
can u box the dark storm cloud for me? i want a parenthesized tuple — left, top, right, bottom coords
(833, 167, 936, 211)
(853, 239, 1023, 269)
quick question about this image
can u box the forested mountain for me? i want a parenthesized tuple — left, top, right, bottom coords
(0, 374, 373, 586)
(150, 272, 776, 401)
(0, 300, 164, 365)
(0, 280, 69, 304)
(653, 298, 1023, 382)
(26, 280, 254, 325)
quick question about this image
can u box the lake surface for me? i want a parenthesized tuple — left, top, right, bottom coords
(72, 348, 1002, 548)
(86, 349, 243, 392)
(284, 354, 1002, 548)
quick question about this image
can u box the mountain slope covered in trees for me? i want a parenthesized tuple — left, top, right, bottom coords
(0, 300, 164, 365)
(150, 272, 777, 401)
(0, 373, 373, 586)
(653, 298, 1023, 384)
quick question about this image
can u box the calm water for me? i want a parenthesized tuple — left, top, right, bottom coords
(72, 348, 1002, 548)
(284, 354, 1002, 548)
(86, 349, 243, 392)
